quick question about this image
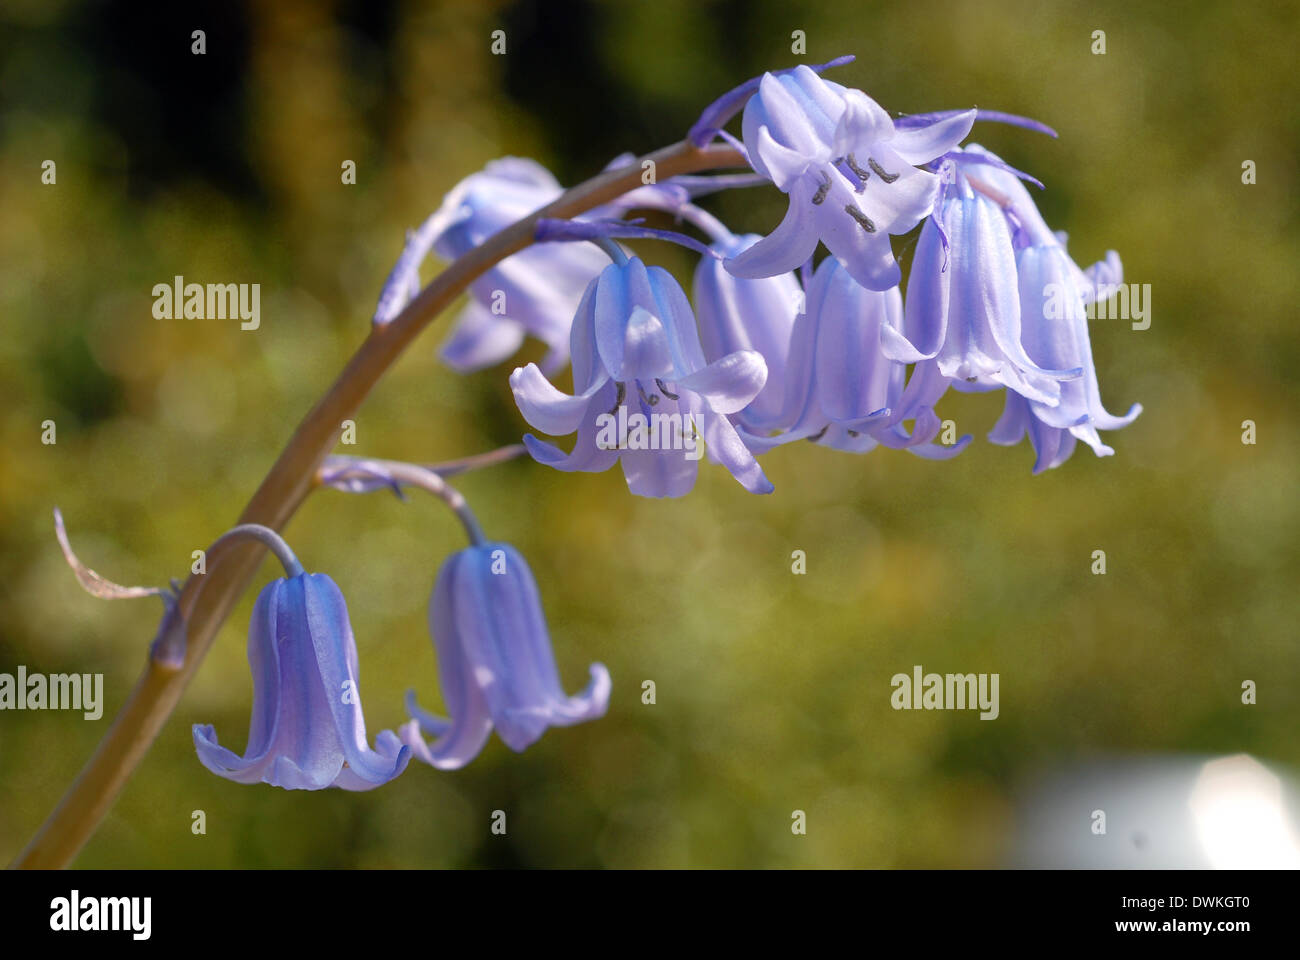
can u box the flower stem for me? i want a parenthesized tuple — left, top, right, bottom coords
(8, 139, 744, 869)
(318, 455, 488, 546)
(422, 442, 528, 478)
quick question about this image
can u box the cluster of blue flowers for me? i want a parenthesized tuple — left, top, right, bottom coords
(191, 465, 610, 790)
(124, 57, 1139, 790)
(379, 57, 1139, 491)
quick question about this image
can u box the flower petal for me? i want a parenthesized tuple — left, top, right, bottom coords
(830, 88, 894, 158)
(676, 350, 768, 415)
(725, 178, 821, 280)
(620, 306, 674, 381)
(619, 443, 700, 498)
(812, 262, 899, 422)
(696, 410, 774, 494)
(302, 575, 410, 788)
(889, 108, 976, 165)
(890, 215, 948, 361)
(439, 301, 527, 373)
(818, 200, 903, 291)
(510, 362, 608, 437)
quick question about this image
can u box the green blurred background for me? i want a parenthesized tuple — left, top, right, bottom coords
(1, 0, 1296, 868)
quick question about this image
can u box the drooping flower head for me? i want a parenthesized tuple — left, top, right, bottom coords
(726, 65, 975, 291)
(315, 458, 612, 769)
(954, 145, 1142, 469)
(693, 232, 802, 435)
(192, 527, 410, 791)
(989, 241, 1142, 469)
(511, 245, 773, 498)
(748, 256, 969, 458)
(373, 157, 608, 374)
(401, 542, 610, 769)
(901, 154, 1083, 405)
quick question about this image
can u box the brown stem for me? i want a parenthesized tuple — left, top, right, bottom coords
(10, 140, 745, 869)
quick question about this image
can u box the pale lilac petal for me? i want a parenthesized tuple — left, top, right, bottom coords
(619, 306, 674, 381)
(694, 235, 800, 428)
(620, 444, 699, 498)
(676, 350, 767, 415)
(304, 575, 411, 788)
(891, 215, 948, 361)
(989, 391, 1030, 446)
(857, 159, 941, 235)
(830, 89, 894, 158)
(510, 362, 609, 436)
(696, 410, 774, 494)
(689, 55, 854, 146)
(725, 179, 821, 279)
(647, 264, 709, 373)
(439, 301, 527, 373)
(812, 263, 897, 422)
(889, 108, 976, 165)
(818, 196, 903, 291)
(748, 72, 829, 161)
(749, 124, 817, 191)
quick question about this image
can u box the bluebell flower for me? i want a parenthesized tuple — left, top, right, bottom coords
(900, 161, 1083, 405)
(988, 242, 1142, 470)
(988, 391, 1081, 474)
(193, 568, 410, 791)
(400, 542, 610, 768)
(727, 66, 974, 291)
(948, 145, 1141, 469)
(373, 157, 608, 374)
(693, 232, 802, 434)
(748, 256, 969, 457)
(958, 143, 1126, 304)
(510, 252, 773, 497)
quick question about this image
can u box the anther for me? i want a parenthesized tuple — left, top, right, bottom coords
(807, 425, 830, 442)
(845, 153, 871, 182)
(607, 382, 626, 416)
(638, 382, 659, 406)
(867, 157, 900, 183)
(845, 205, 877, 233)
(812, 171, 831, 205)
(655, 378, 679, 400)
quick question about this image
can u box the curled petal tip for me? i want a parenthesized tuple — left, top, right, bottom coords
(53, 507, 169, 602)
(687, 54, 856, 147)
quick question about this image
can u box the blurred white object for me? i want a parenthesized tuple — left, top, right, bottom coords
(1011, 753, 1300, 868)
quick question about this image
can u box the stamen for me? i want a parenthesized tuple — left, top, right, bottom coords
(867, 157, 900, 183)
(965, 175, 1015, 210)
(811, 171, 831, 205)
(807, 425, 830, 442)
(655, 378, 679, 400)
(637, 382, 659, 406)
(845, 153, 871, 182)
(845, 205, 877, 233)
(607, 382, 626, 416)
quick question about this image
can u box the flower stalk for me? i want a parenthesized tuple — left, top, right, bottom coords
(10, 139, 744, 870)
